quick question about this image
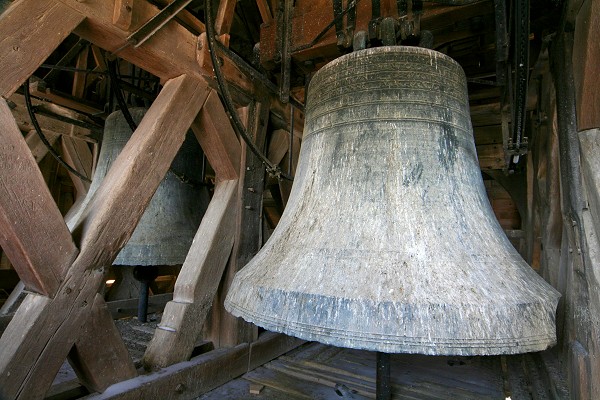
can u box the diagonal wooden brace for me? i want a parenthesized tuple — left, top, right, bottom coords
(0, 0, 85, 97)
(143, 89, 243, 369)
(0, 75, 210, 399)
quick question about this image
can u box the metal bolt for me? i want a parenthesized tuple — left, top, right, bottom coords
(175, 383, 186, 394)
(247, 187, 256, 192)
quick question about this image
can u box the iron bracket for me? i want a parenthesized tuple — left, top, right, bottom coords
(114, 0, 193, 54)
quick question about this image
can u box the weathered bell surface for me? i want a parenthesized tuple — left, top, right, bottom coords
(225, 47, 560, 356)
(67, 108, 209, 266)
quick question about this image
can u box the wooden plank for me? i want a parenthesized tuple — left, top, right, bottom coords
(143, 179, 239, 369)
(0, 99, 79, 297)
(88, 332, 301, 399)
(267, 129, 290, 165)
(477, 144, 504, 170)
(68, 294, 137, 393)
(211, 97, 270, 347)
(215, 0, 237, 36)
(8, 92, 95, 143)
(29, 81, 104, 116)
(72, 45, 90, 99)
(107, 292, 173, 319)
(191, 90, 241, 181)
(0, 0, 84, 96)
(573, 0, 600, 130)
(56, 0, 252, 96)
(256, 0, 274, 22)
(24, 129, 60, 163)
(87, 344, 250, 399)
(113, 0, 136, 31)
(61, 137, 93, 199)
(248, 332, 305, 371)
(0, 75, 209, 400)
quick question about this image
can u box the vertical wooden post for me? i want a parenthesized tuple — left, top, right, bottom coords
(210, 94, 270, 347)
(143, 90, 243, 369)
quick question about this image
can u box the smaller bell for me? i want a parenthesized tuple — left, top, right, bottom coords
(67, 108, 209, 320)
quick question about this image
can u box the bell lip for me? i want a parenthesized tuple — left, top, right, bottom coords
(225, 291, 559, 356)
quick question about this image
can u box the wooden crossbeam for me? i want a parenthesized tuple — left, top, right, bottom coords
(57, 0, 252, 95)
(0, 99, 79, 297)
(9, 93, 95, 143)
(0, 75, 210, 399)
(90, 333, 304, 399)
(0, 0, 84, 97)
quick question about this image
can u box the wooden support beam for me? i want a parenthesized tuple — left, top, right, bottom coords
(210, 96, 270, 348)
(68, 294, 137, 393)
(72, 44, 90, 99)
(29, 81, 104, 116)
(477, 143, 505, 170)
(25, 129, 60, 163)
(56, 0, 251, 96)
(0, 99, 79, 297)
(143, 179, 239, 369)
(267, 129, 290, 165)
(0, 75, 210, 400)
(0, 0, 84, 97)
(573, 0, 600, 130)
(191, 89, 241, 181)
(8, 93, 95, 143)
(144, 90, 243, 369)
(195, 33, 252, 99)
(256, 0, 274, 23)
(61, 137, 93, 198)
(215, 0, 237, 36)
(88, 333, 304, 399)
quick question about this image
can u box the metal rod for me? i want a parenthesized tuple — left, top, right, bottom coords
(288, 104, 294, 176)
(511, 0, 530, 154)
(376, 352, 391, 400)
(138, 281, 150, 323)
(280, 0, 294, 103)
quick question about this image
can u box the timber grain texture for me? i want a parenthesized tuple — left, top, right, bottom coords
(0, 0, 84, 96)
(0, 75, 209, 400)
(0, 98, 78, 297)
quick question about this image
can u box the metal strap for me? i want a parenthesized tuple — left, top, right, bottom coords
(114, 0, 193, 54)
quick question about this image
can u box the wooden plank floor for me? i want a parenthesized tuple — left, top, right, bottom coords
(199, 342, 567, 400)
(28, 312, 567, 399)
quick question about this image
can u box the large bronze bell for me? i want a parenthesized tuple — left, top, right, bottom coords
(225, 47, 560, 356)
(67, 108, 209, 266)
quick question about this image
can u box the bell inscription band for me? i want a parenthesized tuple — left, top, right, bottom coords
(225, 47, 560, 356)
